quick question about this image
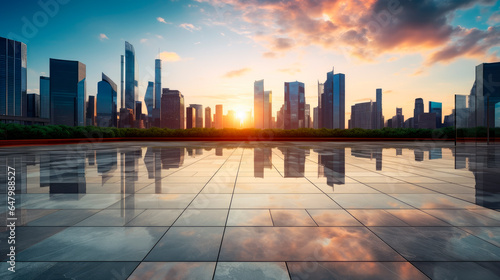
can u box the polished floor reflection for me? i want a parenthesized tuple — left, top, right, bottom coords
(1, 141, 500, 279)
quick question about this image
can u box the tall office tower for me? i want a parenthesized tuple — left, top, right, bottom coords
(473, 62, 500, 127)
(392, 107, 404, 128)
(161, 88, 184, 129)
(86, 95, 96, 126)
(264, 90, 272, 128)
(96, 73, 117, 127)
(135, 101, 142, 120)
(215, 104, 223, 129)
(313, 107, 319, 129)
(144, 81, 154, 117)
(375, 88, 383, 129)
(119, 108, 134, 128)
(120, 55, 124, 108)
(254, 79, 264, 128)
(26, 93, 40, 118)
(305, 104, 311, 128)
(322, 68, 345, 129)
(284, 81, 305, 129)
(189, 104, 203, 128)
(49, 58, 86, 126)
(350, 101, 373, 129)
(429, 101, 442, 128)
(40, 76, 50, 119)
(155, 59, 161, 109)
(186, 107, 196, 129)
(0, 36, 27, 117)
(205, 107, 212, 128)
(317, 82, 324, 128)
(413, 98, 424, 128)
(125, 41, 138, 111)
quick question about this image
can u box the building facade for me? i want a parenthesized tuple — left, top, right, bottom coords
(0, 36, 27, 117)
(161, 89, 184, 129)
(284, 81, 305, 129)
(125, 41, 138, 112)
(96, 73, 117, 127)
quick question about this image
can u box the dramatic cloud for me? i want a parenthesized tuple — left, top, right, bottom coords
(99, 33, 109, 41)
(224, 67, 251, 78)
(158, 51, 182, 62)
(157, 17, 172, 24)
(197, 0, 499, 64)
(179, 23, 201, 32)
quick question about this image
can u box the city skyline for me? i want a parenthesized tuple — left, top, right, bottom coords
(2, 0, 500, 125)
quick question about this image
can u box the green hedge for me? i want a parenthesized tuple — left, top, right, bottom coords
(1, 123, 496, 140)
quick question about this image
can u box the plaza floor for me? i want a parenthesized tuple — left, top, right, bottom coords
(0, 141, 499, 279)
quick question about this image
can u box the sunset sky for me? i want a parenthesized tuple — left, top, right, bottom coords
(2, 0, 500, 125)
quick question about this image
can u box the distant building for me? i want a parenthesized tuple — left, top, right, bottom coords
(96, 73, 117, 127)
(144, 81, 154, 117)
(404, 117, 414, 128)
(276, 104, 284, 129)
(429, 101, 442, 128)
(418, 113, 437, 129)
(161, 89, 184, 129)
(40, 76, 50, 119)
(375, 88, 383, 129)
(413, 98, 424, 128)
(0, 36, 27, 117)
(443, 110, 454, 127)
(49, 58, 86, 126)
(189, 104, 203, 128)
(186, 107, 196, 129)
(254, 80, 272, 129)
(350, 101, 373, 129)
(317, 82, 324, 128)
(86, 96, 96, 126)
(26, 93, 40, 118)
(215, 104, 223, 129)
(321, 69, 345, 129)
(313, 107, 319, 129)
(119, 108, 134, 128)
(284, 81, 305, 129)
(154, 59, 161, 110)
(125, 41, 138, 112)
(205, 107, 212, 128)
(305, 104, 311, 128)
(391, 108, 404, 128)
(471, 62, 500, 127)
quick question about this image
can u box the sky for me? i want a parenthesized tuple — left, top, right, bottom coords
(1, 0, 500, 125)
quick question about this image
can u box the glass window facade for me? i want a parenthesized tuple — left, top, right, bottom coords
(0, 36, 27, 117)
(97, 73, 117, 127)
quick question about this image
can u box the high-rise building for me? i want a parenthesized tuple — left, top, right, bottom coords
(40, 76, 50, 119)
(305, 104, 311, 128)
(418, 113, 437, 129)
(429, 101, 442, 128)
(161, 88, 184, 129)
(317, 82, 324, 128)
(189, 104, 203, 128)
(124, 41, 138, 111)
(0, 36, 27, 117)
(96, 73, 117, 127)
(155, 59, 161, 110)
(284, 81, 305, 129)
(350, 101, 373, 129)
(413, 98, 424, 128)
(120, 55, 124, 108)
(186, 107, 196, 129)
(144, 81, 154, 117)
(49, 58, 86, 126)
(313, 107, 319, 129)
(26, 93, 40, 118)
(391, 107, 404, 128)
(253, 80, 272, 129)
(205, 107, 212, 128)
(86, 95, 96, 126)
(215, 104, 223, 129)
(119, 108, 134, 128)
(321, 69, 345, 129)
(471, 62, 500, 127)
(375, 88, 383, 129)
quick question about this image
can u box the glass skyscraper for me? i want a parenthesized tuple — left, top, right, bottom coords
(125, 41, 138, 111)
(49, 58, 86, 126)
(0, 36, 27, 117)
(414, 98, 424, 128)
(40, 76, 50, 119)
(375, 88, 383, 129)
(284, 81, 305, 129)
(161, 89, 184, 129)
(321, 69, 345, 129)
(96, 73, 117, 127)
(429, 101, 442, 128)
(155, 59, 161, 110)
(189, 104, 203, 128)
(144, 81, 154, 117)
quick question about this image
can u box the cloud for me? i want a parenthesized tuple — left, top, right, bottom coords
(262, 51, 277, 58)
(157, 17, 172, 24)
(488, 11, 500, 25)
(156, 34, 164, 39)
(223, 67, 251, 78)
(197, 0, 499, 65)
(140, 38, 148, 43)
(99, 33, 109, 41)
(157, 51, 182, 62)
(179, 23, 201, 32)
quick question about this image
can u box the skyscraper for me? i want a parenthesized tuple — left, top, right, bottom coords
(284, 81, 305, 129)
(96, 73, 117, 127)
(120, 55, 124, 108)
(350, 101, 373, 129)
(189, 104, 203, 128)
(186, 107, 196, 129)
(155, 59, 161, 110)
(144, 81, 154, 117)
(375, 88, 383, 129)
(125, 41, 138, 111)
(321, 68, 345, 129)
(414, 98, 424, 128)
(49, 58, 86, 126)
(392, 107, 404, 128)
(429, 101, 442, 128)
(161, 88, 184, 129)
(26, 93, 40, 118)
(86, 95, 96, 126)
(0, 36, 27, 117)
(215, 104, 223, 129)
(317, 82, 324, 128)
(205, 107, 212, 128)
(305, 104, 311, 128)
(40, 76, 50, 119)
(472, 62, 500, 127)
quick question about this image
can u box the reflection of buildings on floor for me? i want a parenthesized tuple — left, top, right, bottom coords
(144, 147, 162, 193)
(216, 147, 223, 156)
(351, 148, 382, 170)
(455, 145, 500, 209)
(429, 148, 442, 160)
(279, 147, 308, 178)
(396, 148, 402, 156)
(161, 148, 185, 170)
(254, 148, 272, 178)
(414, 149, 424, 162)
(317, 148, 345, 188)
(119, 147, 141, 211)
(96, 148, 118, 185)
(46, 151, 87, 197)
